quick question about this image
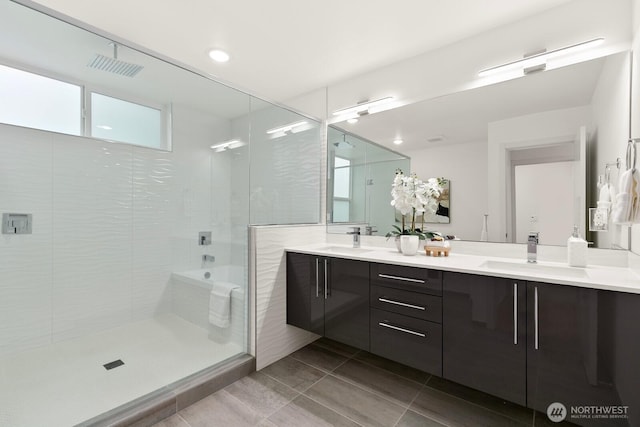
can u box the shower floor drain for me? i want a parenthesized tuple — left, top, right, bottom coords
(103, 359, 125, 370)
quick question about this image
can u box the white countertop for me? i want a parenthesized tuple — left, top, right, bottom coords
(286, 243, 640, 294)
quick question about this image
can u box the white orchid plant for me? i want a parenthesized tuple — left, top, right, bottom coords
(387, 169, 447, 240)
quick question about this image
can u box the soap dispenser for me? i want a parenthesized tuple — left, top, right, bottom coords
(567, 226, 588, 267)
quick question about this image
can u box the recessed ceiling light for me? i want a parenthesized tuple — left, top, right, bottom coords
(393, 139, 403, 145)
(347, 118, 359, 124)
(208, 49, 230, 63)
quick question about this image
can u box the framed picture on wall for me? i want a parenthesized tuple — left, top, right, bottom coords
(395, 179, 450, 225)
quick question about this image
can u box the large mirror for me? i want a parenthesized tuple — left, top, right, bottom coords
(328, 52, 631, 249)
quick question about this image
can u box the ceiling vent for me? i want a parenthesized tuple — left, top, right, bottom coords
(426, 135, 446, 144)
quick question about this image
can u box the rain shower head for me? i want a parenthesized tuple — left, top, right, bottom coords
(87, 43, 144, 78)
(333, 135, 354, 149)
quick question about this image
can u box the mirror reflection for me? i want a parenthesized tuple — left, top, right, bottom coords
(327, 126, 409, 233)
(330, 52, 631, 249)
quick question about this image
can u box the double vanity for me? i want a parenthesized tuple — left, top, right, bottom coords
(286, 244, 640, 427)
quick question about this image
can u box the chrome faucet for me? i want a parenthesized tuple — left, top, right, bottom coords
(527, 232, 539, 263)
(347, 227, 361, 248)
(364, 226, 378, 235)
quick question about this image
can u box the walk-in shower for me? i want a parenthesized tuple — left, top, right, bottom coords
(0, 2, 321, 426)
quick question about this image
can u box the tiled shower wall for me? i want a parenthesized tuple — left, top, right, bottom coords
(0, 103, 233, 358)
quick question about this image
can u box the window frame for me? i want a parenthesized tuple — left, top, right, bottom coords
(332, 155, 352, 222)
(0, 59, 172, 151)
(85, 86, 172, 151)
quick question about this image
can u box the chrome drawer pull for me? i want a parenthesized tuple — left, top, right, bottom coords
(378, 273, 425, 284)
(378, 297, 426, 311)
(315, 258, 320, 298)
(513, 283, 518, 345)
(534, 286, 539, 350)
(378, 322, 426, 337)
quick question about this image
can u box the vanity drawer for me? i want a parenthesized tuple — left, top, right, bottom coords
(370, 263, 442, 295)
(370, 308, 442, 375)
(371, 285, 441, 323)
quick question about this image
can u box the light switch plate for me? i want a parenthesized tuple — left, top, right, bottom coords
(2, 213, 32, 234)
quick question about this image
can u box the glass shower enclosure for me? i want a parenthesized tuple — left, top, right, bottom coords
(0, 1, 321, 426)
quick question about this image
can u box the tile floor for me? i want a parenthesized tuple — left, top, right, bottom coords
(153, 338, 562, 427)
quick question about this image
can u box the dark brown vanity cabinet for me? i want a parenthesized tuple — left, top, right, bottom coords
(288, 255, 640, 426)
(443, 272, 527, 405)
(369, 263, 443, 375)
(444, 273, 640, 427)
(286, 252, 370, 351)
(527, 282, 640, 427)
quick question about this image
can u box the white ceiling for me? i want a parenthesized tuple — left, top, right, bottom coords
(344, 55, 607, 152)
(30, 0, 574, 103)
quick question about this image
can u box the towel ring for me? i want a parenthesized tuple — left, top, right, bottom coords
(627, 139, 639, 171)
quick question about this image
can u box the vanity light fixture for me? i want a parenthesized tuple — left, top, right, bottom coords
(478, 37, 604, 77)
(210, 139, 244, 152)
(332, 96, 394, 117)
(208, 49, 230, 63)
(347, 118, 359, 124)
(266, 120, 308, 135)
(393, 139, 404, 145)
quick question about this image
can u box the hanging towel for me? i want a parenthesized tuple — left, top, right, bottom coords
(597, 183, 613, 212)
(209, 281, 239, 328)
(611, 170, 632, 224)
(611, 170, 640, 224)
(631, 170, 640, 223)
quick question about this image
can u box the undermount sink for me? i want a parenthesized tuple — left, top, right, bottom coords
(318, 245, 374, 255)
(480, 259, 588, 279)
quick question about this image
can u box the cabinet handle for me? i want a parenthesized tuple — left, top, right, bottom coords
(378, 273, 425, 284)
(513, 283, 518, 345)
(324, 259, 328, 299)
(378, 297, 426, 311)
(378, 322, 426, 337)
(534, 286, 539, 350)
(315, 258, 320, 298)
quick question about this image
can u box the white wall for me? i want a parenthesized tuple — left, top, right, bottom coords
(0, 102, 235, 357)
(405, 140, 488, 240)
(591, 52, 632, 249)
(250, 225, 326, 370)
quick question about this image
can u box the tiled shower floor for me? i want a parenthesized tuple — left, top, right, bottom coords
(155, 338, 561, 427)
(0, 314, 242, 427)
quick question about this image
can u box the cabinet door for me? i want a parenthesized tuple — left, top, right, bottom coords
(527, 283, 639, 426)
(324, 257, 370, 351)
(443, 272, 526, 406)
(286, 252, 323, 335)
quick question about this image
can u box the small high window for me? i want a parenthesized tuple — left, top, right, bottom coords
(90, 92, 166, 150)
(332, 156, 351, 222)
(0, 64, 82, 135)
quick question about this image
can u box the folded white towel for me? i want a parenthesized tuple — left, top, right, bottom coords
(209, 281, 239, 328)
